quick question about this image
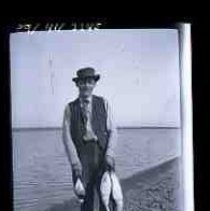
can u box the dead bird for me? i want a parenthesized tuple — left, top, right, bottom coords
(100, 171, 123, 211)
(74, 178, 86, 203)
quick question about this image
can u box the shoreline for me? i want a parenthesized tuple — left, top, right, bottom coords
(44, 158, 181, 211)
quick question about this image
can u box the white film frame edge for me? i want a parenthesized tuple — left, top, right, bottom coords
(180, 24, 194, 211)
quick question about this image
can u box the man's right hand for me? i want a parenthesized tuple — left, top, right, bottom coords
(74, 168, 82, 179)
(72, 164, 82, 186)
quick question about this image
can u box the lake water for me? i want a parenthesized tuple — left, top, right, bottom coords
(12, 128, 181, 211)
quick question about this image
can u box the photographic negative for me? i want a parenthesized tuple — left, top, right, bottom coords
(10, 25, 193, 211)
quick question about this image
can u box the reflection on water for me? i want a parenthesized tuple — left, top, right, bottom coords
(13, 128, 181, 211)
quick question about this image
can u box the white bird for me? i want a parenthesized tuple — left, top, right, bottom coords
(100, 171, 112, 211)
(100, 171, 123, 211)
(74, 178, 86, 203)
(110, 171, 123, 211)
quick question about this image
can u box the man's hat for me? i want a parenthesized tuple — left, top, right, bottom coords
(72, 67, 100, 83)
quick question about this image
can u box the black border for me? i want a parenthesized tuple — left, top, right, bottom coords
(0, 18, 13, 211)
(191, 18, 208, 211)
(0, 16, 207, 211)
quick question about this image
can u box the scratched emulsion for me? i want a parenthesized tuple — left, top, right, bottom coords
(12, 128, 181, 211)
(49, 55, 55, 95)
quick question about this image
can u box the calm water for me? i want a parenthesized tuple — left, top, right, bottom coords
(12, 128, 181, 211)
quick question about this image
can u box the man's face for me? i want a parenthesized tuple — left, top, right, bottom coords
(76, 77, 96, 98)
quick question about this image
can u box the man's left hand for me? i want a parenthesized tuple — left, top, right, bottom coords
(105, 155, 115, 171)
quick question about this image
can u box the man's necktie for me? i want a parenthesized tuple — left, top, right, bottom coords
(81, 99, 89, 124)
(81, 99, 97, 141)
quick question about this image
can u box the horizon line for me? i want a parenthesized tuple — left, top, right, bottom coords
(12, 126, 181, 131)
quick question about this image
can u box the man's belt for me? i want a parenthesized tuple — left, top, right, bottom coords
(83, 130, 98, 142)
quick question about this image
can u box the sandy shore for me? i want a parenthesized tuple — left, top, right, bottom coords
(44, 158, 181, 211)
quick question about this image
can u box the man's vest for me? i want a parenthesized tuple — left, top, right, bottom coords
(69, 95, 109, 158)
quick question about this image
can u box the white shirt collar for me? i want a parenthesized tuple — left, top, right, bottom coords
(79, 95, 92, 105)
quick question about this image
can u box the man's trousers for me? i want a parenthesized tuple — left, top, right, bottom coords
(74, 141, 114, 211)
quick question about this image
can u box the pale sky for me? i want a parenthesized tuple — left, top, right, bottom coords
(10, 29, 181, 128)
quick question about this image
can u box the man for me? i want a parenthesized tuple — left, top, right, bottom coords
(62, 67, 118, 211)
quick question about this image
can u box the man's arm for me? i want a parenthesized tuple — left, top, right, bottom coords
(104, 98, 118, 170)
(62, 105, 82, 180)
